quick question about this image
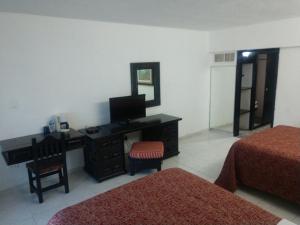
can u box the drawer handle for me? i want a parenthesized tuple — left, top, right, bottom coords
(103, 155, 110, 159)
(112, 152, 120, 157)
(101, 142, 110, 147)
(68, 139, 81, 145)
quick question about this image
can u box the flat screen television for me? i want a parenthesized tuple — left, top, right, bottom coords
(109, 94, 146, 123)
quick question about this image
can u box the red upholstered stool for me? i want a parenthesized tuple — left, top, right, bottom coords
(129, 141, 164, 175)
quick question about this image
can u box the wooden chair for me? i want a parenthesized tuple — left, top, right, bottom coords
(128, 141, 164, 176)
(26, 134, 69, 203)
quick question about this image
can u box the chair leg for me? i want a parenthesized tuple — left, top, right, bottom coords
(63, 166, 69, 193)
(129, 158, 135, 176)
(58, 170, 63, 183)
(36, 174, 43, 203)
(27, 168, 34, 193)
(157, 161, 162, 172)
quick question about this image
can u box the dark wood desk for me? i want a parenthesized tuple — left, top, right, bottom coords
(80, 114, 182, 182)
(0, 129, 85, 165)
(0, 114, 181, 182)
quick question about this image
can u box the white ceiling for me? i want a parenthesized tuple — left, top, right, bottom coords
(1, 0, 300, 30)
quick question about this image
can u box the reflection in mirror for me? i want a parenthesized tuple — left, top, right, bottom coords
(209, 66, 236, 132)
(137, 69, 155, 101)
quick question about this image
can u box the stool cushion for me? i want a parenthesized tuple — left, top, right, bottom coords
(129, 141, 164, 159)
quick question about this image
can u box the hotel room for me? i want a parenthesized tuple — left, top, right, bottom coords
(0, 0, 300, 224)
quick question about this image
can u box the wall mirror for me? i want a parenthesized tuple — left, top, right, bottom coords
(130, 62, 161, 107)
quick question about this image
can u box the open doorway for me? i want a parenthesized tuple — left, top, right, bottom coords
(233, 48, 279, 136)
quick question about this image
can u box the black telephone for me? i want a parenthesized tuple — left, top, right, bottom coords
(86, 126, 100, 134)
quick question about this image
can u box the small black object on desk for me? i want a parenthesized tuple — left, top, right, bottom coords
(43, 126, 50, 136)
(86, 126, 100, 134)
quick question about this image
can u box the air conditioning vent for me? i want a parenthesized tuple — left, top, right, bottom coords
(214, 53, 225, 62)
(213, 52, 235, 63)
(225, 53, 235, 62)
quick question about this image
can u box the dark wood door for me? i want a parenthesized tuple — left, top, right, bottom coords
(262, 50, 279, 125)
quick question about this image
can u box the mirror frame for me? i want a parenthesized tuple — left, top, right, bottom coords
(130, 62, 161, 108)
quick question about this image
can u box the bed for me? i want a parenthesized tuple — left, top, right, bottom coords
(47, 168, 292, 225)
(216, 125, 300, 204)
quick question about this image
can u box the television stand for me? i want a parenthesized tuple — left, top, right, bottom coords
(80, 114, 182, 182)
(118, 120, 131, 126)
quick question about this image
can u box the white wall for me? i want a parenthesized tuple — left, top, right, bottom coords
(209, 66, 235, 128)
(0, 13, 210, 191)
(274, 47, 300, 126)
(210, 17, 300, 127)
(210, 17, 300, 52)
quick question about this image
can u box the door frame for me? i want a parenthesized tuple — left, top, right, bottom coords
(233, 48, 280, 136)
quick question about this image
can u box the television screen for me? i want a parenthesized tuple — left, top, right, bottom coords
(109, 94, 146, 123)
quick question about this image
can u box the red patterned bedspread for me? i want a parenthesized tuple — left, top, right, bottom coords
(216, 125, 300, 204)
(48, 168, 280, 225)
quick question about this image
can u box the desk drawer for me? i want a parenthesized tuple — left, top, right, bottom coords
(99, 156, 124, 177)
(164, 142, 178, 153)
(142, 122, 178, 141)
(96, 136, 122, 147)
(100, 143, 123, 160)
(6, 148, 32, 165)
(66, 138, 85, 150)
(84, 134, 126, 182)
(101, 156, 124, 167)
(161, 123, 178, 138)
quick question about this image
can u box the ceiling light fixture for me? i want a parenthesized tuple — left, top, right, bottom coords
(242, 51, 252, 57)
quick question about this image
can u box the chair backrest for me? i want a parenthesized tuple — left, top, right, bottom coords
(32, 134, 66, 164)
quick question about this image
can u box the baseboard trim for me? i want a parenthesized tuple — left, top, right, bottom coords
(179, 129, 210, 140)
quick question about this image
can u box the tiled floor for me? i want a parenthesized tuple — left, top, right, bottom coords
(0, 129, 299, 225)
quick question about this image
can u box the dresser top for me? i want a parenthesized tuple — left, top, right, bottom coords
(80, 114, 182, 140)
